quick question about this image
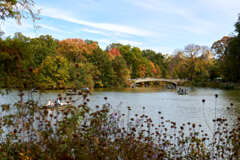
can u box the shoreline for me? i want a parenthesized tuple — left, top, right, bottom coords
(1, 82, 240, 93)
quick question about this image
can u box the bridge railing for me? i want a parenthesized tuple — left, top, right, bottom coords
(130, 78, 187, 82)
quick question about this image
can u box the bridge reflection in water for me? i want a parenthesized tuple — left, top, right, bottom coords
(130, 78, 187, 88)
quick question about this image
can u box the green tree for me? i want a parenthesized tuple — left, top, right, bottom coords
(219, 14, 240, 82)
(112, 56, 130, 87)
(211, 36, 233, 80)
(87, 48, 116, 88)
(69, 63, 100, 89)
(0, 33, 34, 88)
(37, 56, 70, 89)
(29, 35, 58, 67)
(142, 49, 167, 77)
(224, 37, 240, 82)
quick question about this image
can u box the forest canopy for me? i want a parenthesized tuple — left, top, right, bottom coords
(0, 32, 219, 89)
(1, 15, 240, 89)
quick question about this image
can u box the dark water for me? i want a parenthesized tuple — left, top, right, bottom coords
(1, 87, 240, 133)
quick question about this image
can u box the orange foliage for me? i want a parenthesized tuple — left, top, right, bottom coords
(33, 68, 40, 74)
(155, 65, 162, 78)
(149, 61, 157, 74)
(57, 38, 98, 62)
(108, 48, 121, 59)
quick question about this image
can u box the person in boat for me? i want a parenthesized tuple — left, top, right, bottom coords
(47, 99, 54, 106)
(55, 98, 61, 106)
(31, 88, 36, 92)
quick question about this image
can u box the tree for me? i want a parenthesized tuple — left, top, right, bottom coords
(112, 56, 130, 87)
(167, 46, 214, 81)
(0, 0, 38, 21)
(211, 36, 233, 80)
(235, 13, 240, 36)
(37, 56, 70, 89)
(29, 35, 58, 67)
(69, 63, 99, 89)
(224, 36, 240, 82)
(167, 51, 188, 79)
(142, 49, 167, 77)
(57, 38, 98, 63)
(0, 33, 34, 88)
(0, 0, 39, 35)
(211, 36, 232, 59)
(184, 44, 201, 80)
(87, 48, 116, 88)
(108, 47, 121, 59)
(217, 14, 240, 82)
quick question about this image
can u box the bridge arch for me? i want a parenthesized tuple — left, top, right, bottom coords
(130, 78, 186, 88)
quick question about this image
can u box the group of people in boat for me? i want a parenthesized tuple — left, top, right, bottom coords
(47, 98, 65, 106)
(66, 87, 90, 96)
(177, 87, 188, 95)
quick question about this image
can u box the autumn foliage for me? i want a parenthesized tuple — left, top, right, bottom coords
(57, 38, 98, 63)
(0, 33, 166, 89)
(108, 47, 121, 59)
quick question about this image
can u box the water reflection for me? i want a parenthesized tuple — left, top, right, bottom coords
(89, 88, 240, 133)
(221, 90, 240, 119)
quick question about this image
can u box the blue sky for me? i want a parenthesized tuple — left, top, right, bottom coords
(2, 0, 240, 54)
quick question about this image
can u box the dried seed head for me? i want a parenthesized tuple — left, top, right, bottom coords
(192, 123, 196, 128)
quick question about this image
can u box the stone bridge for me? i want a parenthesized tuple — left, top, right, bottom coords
(130, 78, 187, 88)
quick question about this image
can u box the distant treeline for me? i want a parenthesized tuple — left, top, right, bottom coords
(0, 16, 240, 89)
(0, 34, 165, 89)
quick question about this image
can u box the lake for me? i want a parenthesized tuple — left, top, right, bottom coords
(1, 87, 240, 133)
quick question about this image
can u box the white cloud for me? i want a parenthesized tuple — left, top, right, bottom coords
(81, 28, 109, 36)
(181, 26, 208, 35)
(142, 46, 173, 54)
(198, 0, 240, 24)
(200, 0, 240, 11)
(129, 0, 189, 18)
(39, 24, 65, 33)
(1, 20, 67, 39)
(40, 6, 153, 37)
(1, 20, 37, 37)
(98, 39, 113, 47)
(117, 39, 143, 46)
(98, 39, 143, 46)
(129, 0, 215, 35)
(98, 38, 170, 54)
(97, 39, 143, 50)
(2, 20, 33, 31)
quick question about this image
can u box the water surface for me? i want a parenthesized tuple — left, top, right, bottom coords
(1, 87, 240, 133)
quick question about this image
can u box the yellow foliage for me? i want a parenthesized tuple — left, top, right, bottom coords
(19, 152, 32, 160)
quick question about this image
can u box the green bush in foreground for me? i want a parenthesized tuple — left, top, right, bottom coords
(0, 91, 239, 160)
